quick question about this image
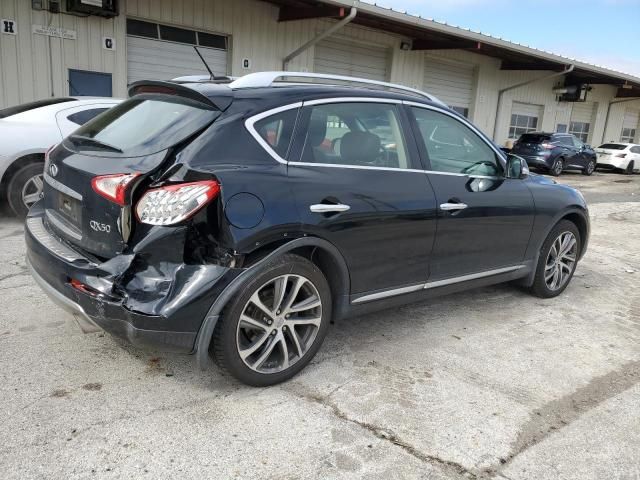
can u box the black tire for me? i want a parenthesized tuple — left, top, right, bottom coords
(549, 157, 564, 177)
(530, 220, 581, 299)
(624, 160, 635, 175)
(211, 254, 332, 386)
(7, 162, 44, 218)
(582, 158, 596, 176)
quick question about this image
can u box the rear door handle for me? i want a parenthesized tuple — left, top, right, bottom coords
(309, 203, 351, 213)
(440, 202, 468, 211)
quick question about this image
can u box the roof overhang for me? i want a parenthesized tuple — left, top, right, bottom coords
(266, 0, 640, 97)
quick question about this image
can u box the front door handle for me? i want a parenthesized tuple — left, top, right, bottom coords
(440, 202, 468, 211)
(310, 203, 351, 213)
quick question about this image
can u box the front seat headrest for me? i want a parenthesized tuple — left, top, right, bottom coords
(340, 131, 380, 165)
(307, 109, 328, 147)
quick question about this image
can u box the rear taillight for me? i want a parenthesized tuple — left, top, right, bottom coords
(135, 180, 220, 226)
(541, 142, 555, 150)
(615, 153, 627, 158)
(91, 173, 140, 206)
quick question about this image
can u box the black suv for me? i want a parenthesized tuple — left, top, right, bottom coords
(26, 73, 589, 386)
(511, 132, 597, 176)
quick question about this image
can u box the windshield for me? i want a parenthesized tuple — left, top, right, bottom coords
(598, 143, 627, 150)
(65, 94, 219, 156)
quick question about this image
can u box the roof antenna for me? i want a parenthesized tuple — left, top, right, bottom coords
(193, 46, 214, 79)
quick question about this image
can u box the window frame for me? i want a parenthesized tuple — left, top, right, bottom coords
(620, 127, 636, 143)
(244, 97, 507, 175)
(569, 121, 590, 143)
(508, 113, 539, 139)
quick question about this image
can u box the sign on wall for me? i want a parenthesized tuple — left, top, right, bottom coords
(102, 36, 115, 50)
(2, 19, 16, 35)
(32, 24, 77, 40)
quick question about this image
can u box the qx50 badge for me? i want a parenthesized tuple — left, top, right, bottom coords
(90, 221, 111, 233)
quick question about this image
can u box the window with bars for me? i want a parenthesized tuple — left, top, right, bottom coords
(126, 19, 227, 50)
(620, 127, 636, 143)
(569, 121, 590, 142)
(509, 114, 538, 139)
(450, 106, 469, 118)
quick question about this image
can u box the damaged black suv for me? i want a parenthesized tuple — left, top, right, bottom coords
(26, 72, 589, 386)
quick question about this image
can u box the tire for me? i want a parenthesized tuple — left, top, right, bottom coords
(624, 160, 635, 175)
(7, 162, 44, 218)
(550, 157, 564, 177)
(582, 158, 596, 176)
(530, 220, 581, 299)
(211, 253, 332, 386)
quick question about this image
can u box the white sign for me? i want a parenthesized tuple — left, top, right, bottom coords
(102, 36, 115, 50)
(32, 24, 77, 40)
(2, 19, 16, 35)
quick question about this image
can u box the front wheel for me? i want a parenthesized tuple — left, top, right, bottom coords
(530, 220, 581, 298)
(550, 158, 564, 177)
(624, 160, 635, 175)
(582, 159, 596, 176)
(211, 254, 331, 386)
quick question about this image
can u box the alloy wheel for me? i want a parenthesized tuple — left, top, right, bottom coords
(553, 159, 563, 176)
(236, 274, 322, 374)
(586, 160, 595, 174)
(21, 173, 44, 208)
(544, 231, 577, 291)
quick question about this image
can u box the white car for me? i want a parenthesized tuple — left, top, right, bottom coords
(595, 142, 640, 175)
(0, 97, 121, 216)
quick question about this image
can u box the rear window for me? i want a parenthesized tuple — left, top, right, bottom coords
(65, 94, 219, 156)
(518, 134, 551, 143)
(0, 98, 75, 119)
(598, 143, 627, 150)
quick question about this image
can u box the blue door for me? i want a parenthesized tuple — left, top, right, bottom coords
(68, 69, 112, 97)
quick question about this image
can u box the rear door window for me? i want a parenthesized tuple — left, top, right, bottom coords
(557, 136, 573, 147)
(65, 94, 219, 156)
(298, 102, 411, 169)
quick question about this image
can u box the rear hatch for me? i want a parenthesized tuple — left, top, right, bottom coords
(512, 134, 552, 155)
(43, 89, 222, 258)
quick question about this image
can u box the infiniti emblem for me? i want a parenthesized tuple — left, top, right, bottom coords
(49, 163, 59, 177)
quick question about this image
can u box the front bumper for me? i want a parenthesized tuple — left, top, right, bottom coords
(25, 203, 239, 353)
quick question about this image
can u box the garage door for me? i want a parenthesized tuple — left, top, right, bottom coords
(126, 19, 228, 84)
(621, 109, 639, 142)
(314, 37, 390, 82)
(509, 102, 543, 139)
(423, 58, 474, 117)
(570, 102, 596, 142)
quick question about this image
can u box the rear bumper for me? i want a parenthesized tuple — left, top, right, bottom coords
(25, 203, 239, 353)
(597, 158, 628, 169)
(518, 155, 552, 169)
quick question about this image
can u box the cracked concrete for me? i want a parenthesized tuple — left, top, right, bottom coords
(0, 173, 639, 479)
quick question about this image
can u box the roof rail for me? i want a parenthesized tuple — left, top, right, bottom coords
(228, 71, 446, 105)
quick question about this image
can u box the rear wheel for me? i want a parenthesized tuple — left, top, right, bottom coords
(530, 220, 581, 298)
(582, 159, 596, 176)
(624, 160, 635, 175)
(7, 163, 44, 217)
(550, 158, 564, 177)
(211, 254, 331, 386)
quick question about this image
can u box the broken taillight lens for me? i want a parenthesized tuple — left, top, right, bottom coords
(91, 173, 141, 206)
(135, 180, 220, 226)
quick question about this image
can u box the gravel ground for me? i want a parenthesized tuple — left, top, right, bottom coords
(0, 173, 638, 480)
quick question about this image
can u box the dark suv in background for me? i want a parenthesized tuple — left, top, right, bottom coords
(25, 72, 590, 386)
(511, 132, 597, 176)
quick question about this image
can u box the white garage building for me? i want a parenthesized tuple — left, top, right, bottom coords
(1, 0, 639, 146)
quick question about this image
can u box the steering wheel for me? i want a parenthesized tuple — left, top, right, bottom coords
(461, 160, 496, 175)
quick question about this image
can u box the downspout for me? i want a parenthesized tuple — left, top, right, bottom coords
(602, 96, 640, 143)
(282, 8, 357, 71)
(492, 64, 575, 141)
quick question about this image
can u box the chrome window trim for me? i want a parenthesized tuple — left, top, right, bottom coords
(44, 172, 82, 201)
(288, 161, 424, 173)
(352, 265, 525, 304)
(403, 100, 508, 169)
(244, 102, 303, 165)
(302, 97, 403, 106)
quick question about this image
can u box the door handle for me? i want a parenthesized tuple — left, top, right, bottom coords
(440, 202, 468, 211)
(309, 203, 351, 213)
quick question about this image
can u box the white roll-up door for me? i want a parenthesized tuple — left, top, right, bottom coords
(314, 37, 390, 82)
(571, 102, 596, 124)
(509, 102, 543, 139)
(512, 102, 543, 118)
(622, 109, 639, 130)
(126, 19, 228, 85)
(423, 58, 475, 115)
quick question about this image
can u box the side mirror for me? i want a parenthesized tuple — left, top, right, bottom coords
(506, 154, 529, 179)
